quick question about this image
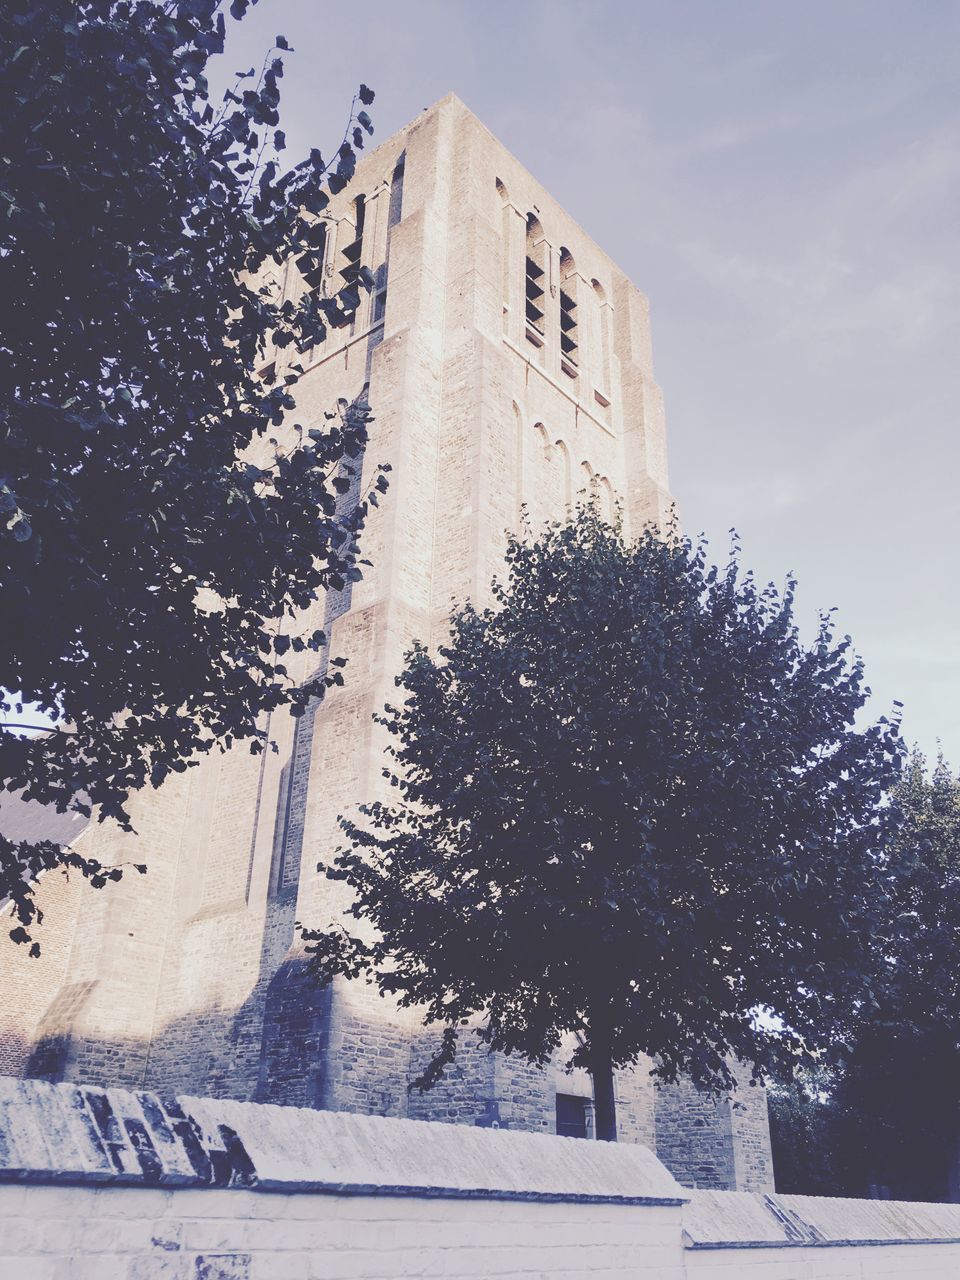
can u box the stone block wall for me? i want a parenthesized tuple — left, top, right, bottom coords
(654, 1067, 773, 1193)
(0, 92, 768, 1195)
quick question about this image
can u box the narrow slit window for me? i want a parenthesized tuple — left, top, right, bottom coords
(338, 194, 366, 320)
(525, 213, 546, 345)
(526, 257, 545, 333)
(301, 221, 329, 360)
(559, 247, 579, 375)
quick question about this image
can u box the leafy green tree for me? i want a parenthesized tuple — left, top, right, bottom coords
(827, 750, 960, 1200)
(0, 0, 383, 949)
(767, 1068, 845, 1195)
(305, 511, 903, 1140)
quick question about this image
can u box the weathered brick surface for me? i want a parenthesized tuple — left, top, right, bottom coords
(0, 94, 768, 1190)
(654, 1064, 773, 1193)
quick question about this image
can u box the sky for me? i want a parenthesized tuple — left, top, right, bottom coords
(216, 0, 960, 763)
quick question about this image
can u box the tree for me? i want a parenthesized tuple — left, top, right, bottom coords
(305, 510, 903, 1140)
(827, 750, 960, 1199)
(0, 0, 385, 947)
(767, 1066, 844, 1196)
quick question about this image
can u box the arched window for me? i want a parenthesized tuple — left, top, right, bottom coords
(374, 160, 405, 326)
(592, 277, 611, 397)
(388, 156, 405, 228)
(298, 224, 328, 365)
(338, 193, 365, 322)
(559, 247, 579, 377)
(525, 214, 546, 345)
(496, 179, 512, 336)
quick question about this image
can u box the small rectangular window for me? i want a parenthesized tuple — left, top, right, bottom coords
(373, 290, 387, 324)
(556, 1093, 590, 1139)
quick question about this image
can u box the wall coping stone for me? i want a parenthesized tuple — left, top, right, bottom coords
(685, 1188, 960, 1249)
(6, 1077, 960, 1253)
(0, 1077, 686, 1204)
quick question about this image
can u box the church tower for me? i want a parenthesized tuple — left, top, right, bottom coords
(0, 95, 772, 1192)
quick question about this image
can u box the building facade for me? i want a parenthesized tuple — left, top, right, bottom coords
(0, 95, 772, 1192)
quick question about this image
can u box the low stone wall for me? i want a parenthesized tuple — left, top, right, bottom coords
(2, 1078, 960, 1279)
(0, 1077, 687, 1279)
(685, 1188, 960, 1278)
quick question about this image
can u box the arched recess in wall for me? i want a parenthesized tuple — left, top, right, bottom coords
(374, 154, 406, 327)
(296, 223, 328, 366)
(579, 460, 595, 493)
(592, 277, 611, 395)
(530, 422, 555, 527)
(337, 193, 366, 327)
(598, 476, 616, 524)
(496, 179, 511, 334)
(257, 270, 286, 372)
(512, 400, 525, 528)
(525, 214, 546, 345)
(530, 425, 573, 523)
(389, 155, 405, 227)
(554, 438, 572, 511)
(577, 461, 616, 524)
(559, 248, 579, 376)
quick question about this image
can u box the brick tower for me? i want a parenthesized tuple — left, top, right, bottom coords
(0, 95, 772, 1192)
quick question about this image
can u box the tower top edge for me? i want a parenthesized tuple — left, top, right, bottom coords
(357, 93, 649, 305)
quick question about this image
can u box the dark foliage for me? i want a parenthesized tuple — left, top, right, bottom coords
(0, 0, 383, 948)
(768, 1073, 844, 1196)
(305, 510, 903, 1139)
(839, 752, 960, 1199)
(770, 753, 960, 1201)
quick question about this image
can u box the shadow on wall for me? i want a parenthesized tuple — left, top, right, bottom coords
(14, 849, 336, 1110)
(6, 922, 771, 1198)
(21, 949, 332, 1109)
(16, 962, 526, 1126)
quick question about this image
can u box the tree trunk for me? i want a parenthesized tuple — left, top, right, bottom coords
(591, 1038, 618, 1142)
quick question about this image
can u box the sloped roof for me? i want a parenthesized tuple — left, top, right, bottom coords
(0, 788, 88, 847)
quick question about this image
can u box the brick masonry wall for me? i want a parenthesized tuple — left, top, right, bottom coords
(0, 864, 84, 1078)
(654, 1068, 774, 1194)
(0, 94, 767, 1194)
(655, 1077, 735, 1191)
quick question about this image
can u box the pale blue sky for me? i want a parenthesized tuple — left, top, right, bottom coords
(219, 0, 959, 763)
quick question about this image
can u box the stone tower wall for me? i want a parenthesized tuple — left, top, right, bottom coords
(0, 95, 770, 1191)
